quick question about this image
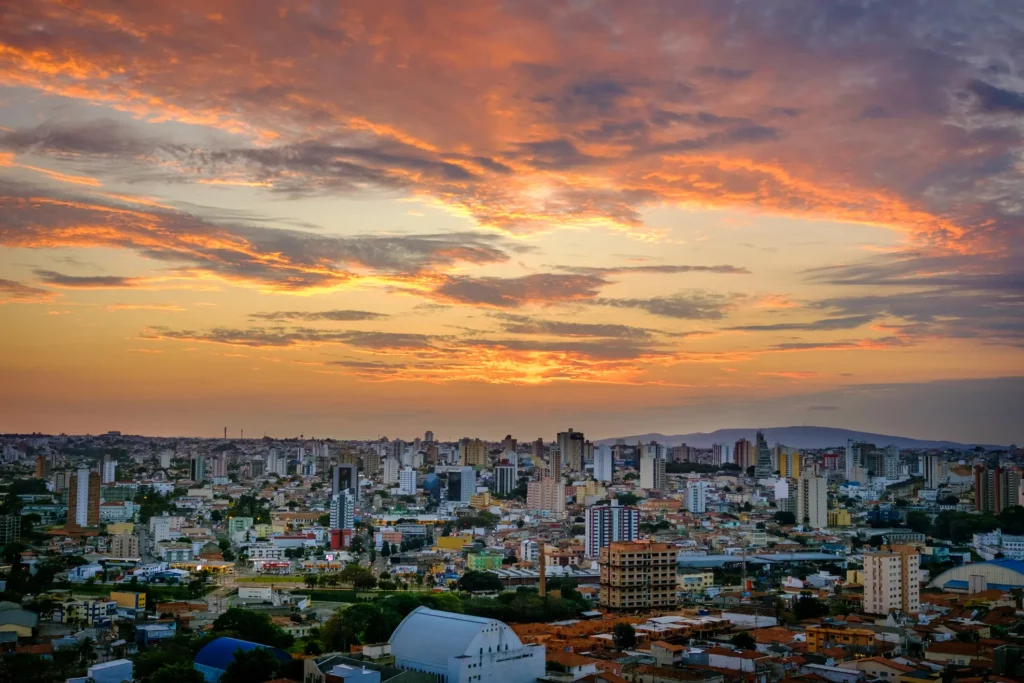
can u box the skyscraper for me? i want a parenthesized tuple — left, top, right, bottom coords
(424, 430, 434, 443)
(685, 481, 708, 513)
(924, 454, 946, 489)
(584, 501, 639, 557)
(189, 454, 205, 481)
(101, 454, 117, 484)
(599, 541, 677, 612)
(398, 467, 417, 495)
(557, 429, 585, 472)
(494, 464, 517, 496)
(329, 489, 355, 531)
(447, 466, 476, 506)
(975, 463, 1021, 515)
(526, 477, 565, 515)
(639, 453, 666, 491)
(67, 467, 100, 529)
(777, 447, 801, 479)
(593, 445, 613, 483)
(883, 445, 900, 479)
(734, 439, 753, 471)
(754, 431, 774, 478)
(332, 463, 358, 502)
(459, 438, 487, 467)
(797, 472, 828, 529)
(864, 546, 920, 615)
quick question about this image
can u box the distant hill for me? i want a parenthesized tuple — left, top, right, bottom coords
(594, 426, 1004, 450)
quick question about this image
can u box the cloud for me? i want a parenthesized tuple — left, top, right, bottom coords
(0, 278, 54, 303)
(807, 405, 841, 411)
(727, 315, 875, 332)
(561, 264, 750, 276)
(428, 273, 606, 308)
(144, 326, 436, 351)
(249, 310, 389, 322)
(494, 314, 653, 340)
(34, 269, 146, 289)
(968, 79, 1024, 114)
(596, 291, 738, 319)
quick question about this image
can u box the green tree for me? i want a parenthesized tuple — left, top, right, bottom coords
(458, 570, 503, 593)
(732, 631, 756, 650)
(773, 511, 796, 525)
(612, 623, 636, 649)
(219, 647, 283, 683)
(380, 542, 391, 558)
(148, 662, 204, 683)
(793, 594, 829, 621)
(616, 492, 640, 507)
(212, 609, 293, 648)
(905, 510, 932, 535)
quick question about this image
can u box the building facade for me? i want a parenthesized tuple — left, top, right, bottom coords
(864, 546, 920, 615)
(67, 467, 100, 529)
(598, 541, 677, 611)
(584, 501, 639, 557)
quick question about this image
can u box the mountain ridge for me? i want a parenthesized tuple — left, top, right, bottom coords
(593, 426, 1005, 450)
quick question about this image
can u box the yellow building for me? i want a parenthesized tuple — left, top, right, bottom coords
(435, 535, 473, 551)
(806, 624, 875, 653)
(110, 591, 146, 609)
(677, 572, 715, 593)
(107, 522, 135, 536)
(828, 509, 852, 527)
(460, 439, 488, 467)
(599, 541, 677, 611)
(778, 447, 802, 479)
(253, 523, 274, 538)
(469, 491, 492, 509)
(846, 569, 865, 584)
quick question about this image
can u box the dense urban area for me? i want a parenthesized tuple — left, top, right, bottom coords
(0, 429, 1023, 683)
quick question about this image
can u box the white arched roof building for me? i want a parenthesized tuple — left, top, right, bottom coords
(389, 606, 545, 683)
(928, 558, 1024, 592)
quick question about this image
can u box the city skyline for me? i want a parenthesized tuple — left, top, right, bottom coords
(1, 2, 1022, 441)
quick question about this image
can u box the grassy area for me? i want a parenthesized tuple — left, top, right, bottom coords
(235, 575, 305, 584)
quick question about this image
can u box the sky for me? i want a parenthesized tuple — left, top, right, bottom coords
(0, 1, 1022, 444)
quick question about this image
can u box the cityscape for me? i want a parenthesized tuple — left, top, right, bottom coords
(2, 2, 1024, 683)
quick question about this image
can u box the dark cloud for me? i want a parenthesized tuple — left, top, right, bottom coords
(495, 314, 653, 340)
(562, 264, 749, 276)
(430, 273, 606, 308)
(727, 314, 875, 332)
(513, 139, 596, 170)
(457, 337, 661, 362)
(596, 291, 736, 319)
(968, 79, 1024, 114)
(696, 66, 754, 81)
(34, 269, 143, 289)
(249, 310, 389, 322)
(807, 405, 841, 411)
(0, 278, 53, 303)
(145, 326, 435, 350)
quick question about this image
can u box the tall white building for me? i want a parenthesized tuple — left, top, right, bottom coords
(329, 490, 355, 531)
(883, 445, 900, 480)
(526, 477, 565, 516)
(796, 473, 828, 529)
(382, 457, 400, 485)
(398, 466, 417, 495)
(71, 467, 93, 527)
(448, 466, 475, 506)
(584, 500, 639, 557)
(101, 455, 117, 484)
(844, 439, 856, 479)
(864, 546, 920, 615)
(924, 454, 947, 489)
(685, 481, 708, 513)
(640, 453, 666, 491)
(593, 445, 613, 483)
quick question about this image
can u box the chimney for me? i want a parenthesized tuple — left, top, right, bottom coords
(538, 542, 546, 597)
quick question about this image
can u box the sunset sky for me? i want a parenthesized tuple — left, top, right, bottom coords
(1, 1, 1022, 443)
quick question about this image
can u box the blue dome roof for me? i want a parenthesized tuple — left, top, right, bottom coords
(194, 637, 291, 671)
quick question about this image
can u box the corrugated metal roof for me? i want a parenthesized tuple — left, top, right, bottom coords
(389, 607, 522, 667)
(193, 637, 291, 671)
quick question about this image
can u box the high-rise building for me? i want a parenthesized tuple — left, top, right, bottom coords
(557, 429, 585, 472)
(685, 481, 708, 513)
(382, 457, 400, 485)
(864, 545, 920, 615)
(111, 533, 139, 557)
(0, 515, 20, 544)
(188, 454, 205, 481)
(797, 473, 828, 529)
(101, 454, 117, 484)
(710, 444, 724, 467)
(35, 455, 51, 480)
(777, 447, 801, 479)
(447, 466, 476, 506)
(211, 453, 227, 479)
(526, 477, 565, 515)
(924, 454, 946, 489)
(734, 439, 753, 471)
(502, 435, 517, 453)
(249, 459, 265, 478)
(67, 467, 100, 529)
(398, 467, 417, 495)
(329, 490, 355, 530)
(754, 431, 774, 478)
(494, 464, 517, 496)
(883, 445, 900, 479)
(639, 453, 665, 491)
(425, 430, 435, 443)
(598, 541, 677, 612)
(975, 463, 1021, 515)
(585, 501, 639, 557)
(459, 438, 487, 468)
(332, 464, 358, 504)
(593, 445, 613, 483)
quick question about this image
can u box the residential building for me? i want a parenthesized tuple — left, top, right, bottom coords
(101, 454, 117, 484)
(827, 508, 852, 527)
(99, 501, 135, 523)
(975, 463, 1021, 515)
(754, 430, 774, 478)
(332, 464, 357, 499)
(806, 624, 875, 653)
(382, 457, 399, 485)
(189, 454, 205, 481)
(734, 439, 753, 471)
(466, 550, 504, 571)
(329, 490, 355, 531)
(389, 606, 545, 683)
(459, 438, 487, 467)
(883, 445, 900, 479)
(593, 444, 613, 482)
(67, 467, 100, 530)
(584, 501, 639, 557)
(777, 447, 801, 479)
(446, 466, 475, 506)
(598, 541, 677, 611)
(35, 454, 51, 479)
(924, 453, 947, 489)
(527, 477, 565, 516)
(398, 467, 417, 495)
(493, 463, 517, 496)
(678, 572, 715, 593)
(557, 429, 585, 472)
(685, 481, 708, 513)
(0, 515, 20, 544)
(639, 453, 666, 491)
(110, 533, 140, 558)
(797, 472, 828, 529)
(864, 545, 920, 615)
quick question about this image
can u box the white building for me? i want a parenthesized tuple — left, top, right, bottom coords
(398, 467, 417, 495)
(247, 543, 287, 561)
(99, 501, 136, 523)
(526, 477, 564, 516)
(640, 453, 666, 491)
(593, 445, 613, 483)
(382, 457, 400, 485)
(330, 490, 355, 530)
(864, 547, 920, 615)
(685, 481, 708, 513)
(519, 539, 540, 563)
(390, 607, 545, 683)
(796, 473, 828, 529)
(584, 501, 639, 557)
(71, 467, 92, 527)
(101, 456, 117, 485)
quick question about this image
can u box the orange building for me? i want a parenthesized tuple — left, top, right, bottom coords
(599, 541, 677, 612)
